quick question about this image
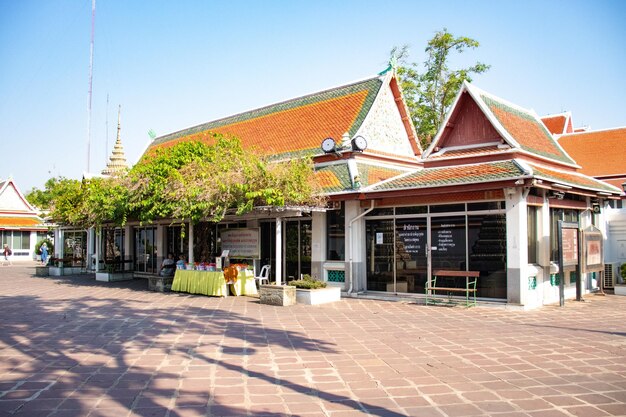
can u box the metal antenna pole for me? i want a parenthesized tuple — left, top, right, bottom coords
(86, 0, 96, 173)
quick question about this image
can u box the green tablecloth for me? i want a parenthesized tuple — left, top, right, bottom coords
(171, 270, 258, 297)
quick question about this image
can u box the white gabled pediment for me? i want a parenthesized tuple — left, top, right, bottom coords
(0, 179, 37, 213)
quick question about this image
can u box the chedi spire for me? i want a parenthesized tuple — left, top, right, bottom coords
(102, 105, 128, 176)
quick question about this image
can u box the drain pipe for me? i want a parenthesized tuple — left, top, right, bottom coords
(348, 200, 375, 294)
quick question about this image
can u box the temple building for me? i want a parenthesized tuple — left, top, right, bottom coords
(0, 177, 49, 260)
(68, 69, 623, 308)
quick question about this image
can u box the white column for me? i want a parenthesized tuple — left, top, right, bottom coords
(311, 211, 325, 281)
(58, 229, 65, 259)
(30, 231, 37, 260)
(505, 187, 528, 305)
(95, 228, 101, 271)
(275, 217, 282, 285)
(188, 222, 194, 264)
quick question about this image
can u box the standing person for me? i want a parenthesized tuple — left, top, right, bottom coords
(3, 244, 12, 265)
(40, 242, 49, 265)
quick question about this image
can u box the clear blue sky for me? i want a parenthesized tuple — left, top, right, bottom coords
(1, 0, 625, 192)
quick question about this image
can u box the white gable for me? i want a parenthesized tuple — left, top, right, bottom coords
(356, 82, 415, 157)
(0, 182, 34, 212)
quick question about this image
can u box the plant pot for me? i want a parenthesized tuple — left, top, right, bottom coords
(295, 286, 341, 305)
(614, 285, 626, 296)
(35, 266, 49, 277)
(148, 276, 174, 292)
(96, 272, 134, 282)
(259, 285, 296, 306)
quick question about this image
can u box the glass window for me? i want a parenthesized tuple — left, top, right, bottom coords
(468, 214, 507, 298)
(396, 206, 427, 215)
(430, 204, 465, 213)
(327, 203, 345, 260)
(430, 216, 467, 271)
(467, 201, 504, 211)
(365, 207, 394, 216)
(12, 232, 22, 250)
(64, 230, 87, 266)
(527, 206, 538, 264)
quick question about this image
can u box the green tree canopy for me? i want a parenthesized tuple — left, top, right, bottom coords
(42, 135, 324, 228)
(393, 28, 490, 149)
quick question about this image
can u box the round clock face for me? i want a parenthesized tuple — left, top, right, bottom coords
(352, 136, 367, 151)
(321, 137, 336, 153)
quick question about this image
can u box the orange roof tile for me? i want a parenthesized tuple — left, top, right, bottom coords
(483, 96, 575, 165)
(541, 114, 567, 135)
(0, 216, 44, 228)
(558, 128, 626, 176)
(528, 163, 621, 193)
(148, 77, 383, 159)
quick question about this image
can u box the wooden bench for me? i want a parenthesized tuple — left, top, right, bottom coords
(425, 270, 480, 307)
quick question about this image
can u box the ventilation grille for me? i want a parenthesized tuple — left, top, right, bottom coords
(604, 263, 616, 289)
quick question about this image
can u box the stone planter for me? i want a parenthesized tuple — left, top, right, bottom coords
(49, 266, 83, 276)
(148, 276, 174, 292)
(259, 285, 296, 306)
(96, 272, 135, 282)
(614, 285, 626, 296)
(35, 266, 49, 277)
(296, 286, 341, 305)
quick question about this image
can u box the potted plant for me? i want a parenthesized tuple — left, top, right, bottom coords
(288, 274, 341, 305)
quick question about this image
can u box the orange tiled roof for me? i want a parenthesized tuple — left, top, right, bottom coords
(558, 128, 626, 177)
(541, 114, 567, 135)
(148, 77, 383, 159)
(373, 161, 525, 191)
(482, 95, 575, 165)
(527, 163, 621, 194)
(0, 216, 45, 228)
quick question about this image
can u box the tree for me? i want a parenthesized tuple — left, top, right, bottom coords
(40, 134, 324, 229)
(25, 177, 72, 211)
(393, 28, 490, 148)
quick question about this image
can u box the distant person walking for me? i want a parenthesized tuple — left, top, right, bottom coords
(40, 242, 48, 265)
(3, 244, 12, 266)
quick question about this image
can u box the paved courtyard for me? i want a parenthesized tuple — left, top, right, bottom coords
(0, 264, 625, 417)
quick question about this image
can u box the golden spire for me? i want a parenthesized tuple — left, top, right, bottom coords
(102, 105, 128, 176)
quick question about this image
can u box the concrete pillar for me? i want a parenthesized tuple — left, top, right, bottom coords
(188, 222, 194, 264)
(505, 187, 528, 305)
(311, 211, 325, 281)
(275, 217, 282, 285)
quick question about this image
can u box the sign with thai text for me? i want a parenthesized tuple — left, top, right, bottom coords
(562, 227, 578, 266)
(582, 226, 603, 273)
(220, 228, 260, 259)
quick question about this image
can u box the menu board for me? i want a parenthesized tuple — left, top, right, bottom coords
(582, 227, 603, 272)
(396, 222, 426, 254)
(562, 228, 578, 266)
(220, 228, 260, 259)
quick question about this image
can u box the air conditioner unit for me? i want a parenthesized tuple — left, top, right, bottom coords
(604, 262, 619, 289)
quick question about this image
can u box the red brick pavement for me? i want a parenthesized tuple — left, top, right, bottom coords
(0, 263, 625, 417)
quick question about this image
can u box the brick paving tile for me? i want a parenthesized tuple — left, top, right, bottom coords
(576, 393, 621, 405)
(127, 407, 169, 417)
(597, 403, 626, 416)
(400, 406, 446, 417)
(2, 267, 626, 417)
(564, 405, 612, 417)
(475, 400, 518, 413)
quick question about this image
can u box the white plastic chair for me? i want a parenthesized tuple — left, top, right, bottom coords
(255, 265, 271, 286)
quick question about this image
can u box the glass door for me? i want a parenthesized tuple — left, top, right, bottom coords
(395, 218, 428, 293)
(366, 219, 394, 292)
(285, 220, 312, 281)
(134, 227, 157, 273)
